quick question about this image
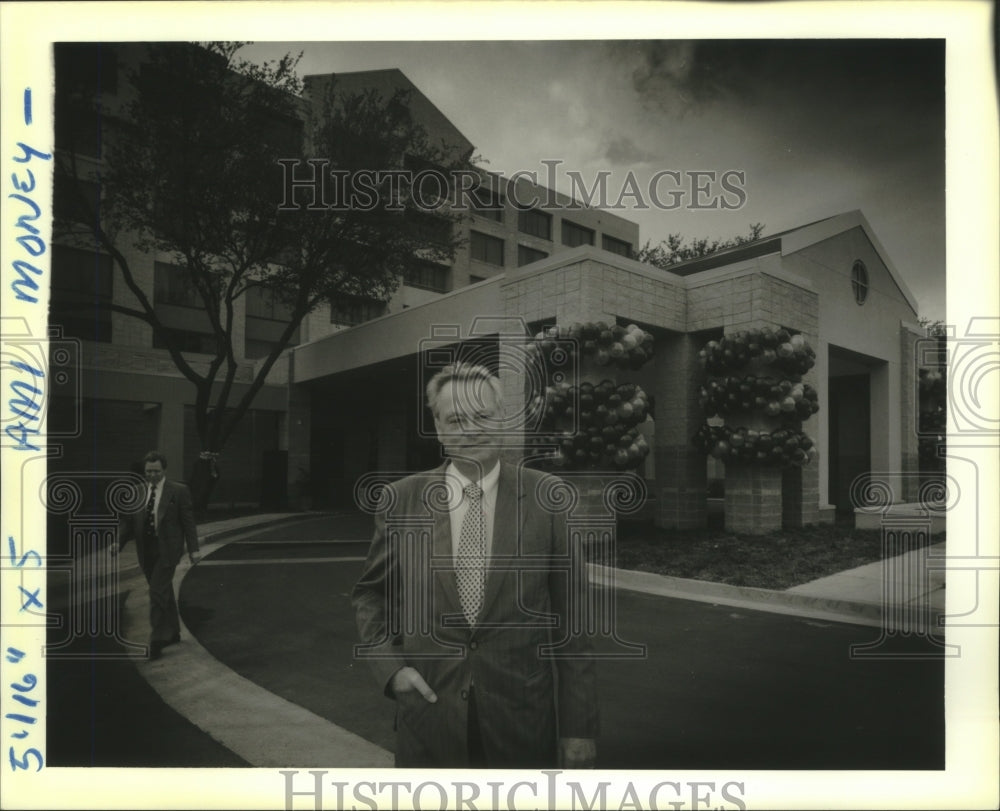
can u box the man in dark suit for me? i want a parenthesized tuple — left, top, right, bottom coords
(114, 450, 200, 660)
(352, 363, 598, 768)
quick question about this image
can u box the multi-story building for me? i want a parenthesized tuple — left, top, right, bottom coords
(48, 45, 639, 507)
(49, 43, 934, 534)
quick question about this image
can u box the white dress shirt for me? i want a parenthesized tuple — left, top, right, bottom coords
(444, 460, 500, 563)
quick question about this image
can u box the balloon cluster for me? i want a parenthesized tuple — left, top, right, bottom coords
(531, 380, 651, 470)
(530, 321, 654, 371)
(700, 376, 820, 420)
(699, 328, 815, 378)
(693, 423, 817, 468)
(695, 328, 818, 468)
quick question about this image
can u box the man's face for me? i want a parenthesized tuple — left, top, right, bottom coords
(144, 460, 165, 486)
(434, 378, 503, 474)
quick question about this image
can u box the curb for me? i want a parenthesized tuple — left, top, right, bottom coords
(124, 522, 394, 768)
(590, 563, 887, 627)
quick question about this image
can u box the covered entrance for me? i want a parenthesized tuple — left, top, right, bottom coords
(304, 337, 503, 508)
(827, 345, 886, 513)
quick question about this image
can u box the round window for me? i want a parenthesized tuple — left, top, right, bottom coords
(851, 260, 869, 305)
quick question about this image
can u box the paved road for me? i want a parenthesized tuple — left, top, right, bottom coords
(173, 514, 944, 770)
(45, 591, 249, 767)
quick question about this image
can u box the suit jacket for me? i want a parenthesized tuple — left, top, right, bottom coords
(118, 479, 199, 570)
(352, 461, 598, 768)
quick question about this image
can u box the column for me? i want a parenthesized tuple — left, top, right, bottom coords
(285, 382, 311, 508)
(899, 324, 922, 502)
(653, 332, 707, 529)
(725, 463, 783, 533)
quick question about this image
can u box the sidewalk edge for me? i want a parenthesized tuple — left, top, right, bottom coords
(590, 563, 886, 627)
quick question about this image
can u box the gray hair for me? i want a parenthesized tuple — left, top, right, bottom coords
(426, 363, 503, 418)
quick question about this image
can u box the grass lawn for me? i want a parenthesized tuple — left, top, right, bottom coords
(614, 514, 945, 590)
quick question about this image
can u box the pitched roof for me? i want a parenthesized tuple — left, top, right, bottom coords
(661, 210, 919, 313)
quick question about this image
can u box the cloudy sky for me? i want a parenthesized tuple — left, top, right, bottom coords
(242, 39, 945, 320)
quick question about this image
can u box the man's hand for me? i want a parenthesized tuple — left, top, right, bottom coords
(189, 551, 200, 565)
(558, 737, 596, 769)
(390, 666, 437, 703)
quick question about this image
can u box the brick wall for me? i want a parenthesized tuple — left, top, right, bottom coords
(725, 465, 783, 534)
(503, 257, 686, 331)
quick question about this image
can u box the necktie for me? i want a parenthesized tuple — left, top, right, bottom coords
(456, 484, 486, 625)
(144, 486, 157, 538)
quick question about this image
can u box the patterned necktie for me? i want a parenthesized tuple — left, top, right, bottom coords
(456, 484, 486, 625)
(144, 486, 157, 538)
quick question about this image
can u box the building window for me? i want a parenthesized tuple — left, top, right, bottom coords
(602, 235, 633, 258)
(517, 244, 548, 267)
(518, 208, 552, 240)
(50, 245, 113, 342)
(404, 260, 450, 293)
(53, 173, 101, 225)
(470, 231, 505, 266)
(244, 286, 300, 358)
(54, 101, 103, 159)
(154, 328, 218, 355)
(153, 262, 220, 353)
(405, 209, 453, 246)
(562, 219, 595, 248)
(329, 295, 387, 326)
(851, 260, 869, 305)
(246, 286, 295, 321)
(54, 44, 119, 159)
(154, 262, 203, 309)
(471, 186, 504, 222)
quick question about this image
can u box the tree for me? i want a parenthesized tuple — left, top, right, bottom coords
(916, 317, 947, 474)
(917, 317, 946, 337)
(54, 42, 466, 509)
(636, 223, 765, 269)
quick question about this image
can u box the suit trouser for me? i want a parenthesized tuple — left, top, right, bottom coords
(141, 538, 180, 644)
(467, 686, 486, 766)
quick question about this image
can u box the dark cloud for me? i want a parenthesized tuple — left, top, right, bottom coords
(602, 134, 660, 165)
(611, 39, 944, 119)
(609, 40, 761, 114)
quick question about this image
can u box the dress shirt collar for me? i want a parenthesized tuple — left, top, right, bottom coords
(445, 460, 500, 504)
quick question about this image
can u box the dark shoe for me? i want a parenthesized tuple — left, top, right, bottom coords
(163, 633, 180, 648)
(149, 642, 164, 661)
